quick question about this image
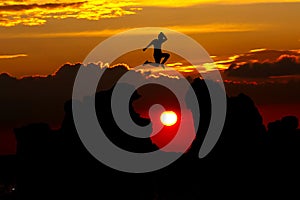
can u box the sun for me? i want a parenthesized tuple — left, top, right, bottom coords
(160, 111, 178, 126)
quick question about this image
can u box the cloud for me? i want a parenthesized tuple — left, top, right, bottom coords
(134, 63, 198, 78)
(0, 0, 275, 29)
(157, 72, 180, 79)
(0, 2, 85, 11)
(224, 79, 300, 105)
(133, 61, 221, 80)
(225, 54, 300, 78)
(166, 63, 200, 73)
(249, 48, 267, 53)
(236, 49, 300, 63)
(0, 54, 28, 59)
(0, 0, 140, 27)
(215, 49, 300, 70)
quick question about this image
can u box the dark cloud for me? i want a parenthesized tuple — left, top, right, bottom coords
(0, 2, 86, 11)
(235, 49, 300, 64)
(215, 49, 300, 66)
(224, 79, 300, 105)
(0, 1, 139, 26)
(225, 54, 300, 78)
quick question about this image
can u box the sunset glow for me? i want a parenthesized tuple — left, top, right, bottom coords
(1, 2, 300, 200)
(0, 1, 299, 76)
(0, 0, 140, 27)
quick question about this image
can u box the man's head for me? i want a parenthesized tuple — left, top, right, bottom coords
(158, 32, 164, 41)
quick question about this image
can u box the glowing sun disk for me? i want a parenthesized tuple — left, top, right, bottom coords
(160, 111, 177, 126)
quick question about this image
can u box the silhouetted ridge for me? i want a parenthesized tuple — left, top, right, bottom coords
(266, 116, 300, 161)
(0, 73, 16, 81)
(268, 115, 299, 133)
(62, 83, 158, 153)
(12, 77, 300, 199)
(0, 155, 17, 199)
(187, 79, 266, 160)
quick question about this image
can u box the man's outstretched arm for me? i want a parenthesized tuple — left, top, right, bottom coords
(143, 40, 153, 51)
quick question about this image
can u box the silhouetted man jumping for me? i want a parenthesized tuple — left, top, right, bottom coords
(143, 32, 170, 68)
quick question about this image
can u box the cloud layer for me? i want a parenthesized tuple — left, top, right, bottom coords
(0, 54, 27, 59)
(2, 0, 300, 27)
(224, 50, 300, 78)
(0, 0, 140, 26)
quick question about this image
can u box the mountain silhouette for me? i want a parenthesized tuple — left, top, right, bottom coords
(10, 76, 300, 199)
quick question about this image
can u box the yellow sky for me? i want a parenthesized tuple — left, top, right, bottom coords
(138, 0, 300, 7)
(1, 0, 300, 27)
(0, 0, 300, 76)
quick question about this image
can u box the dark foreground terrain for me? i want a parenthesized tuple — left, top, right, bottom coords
(1, 78, 300, 199)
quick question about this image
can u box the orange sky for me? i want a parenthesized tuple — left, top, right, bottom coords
(0, 0, 300, 77)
